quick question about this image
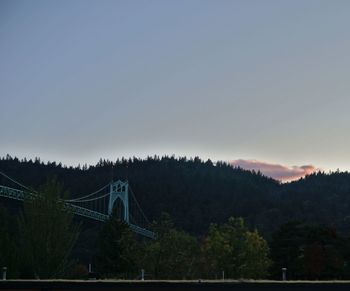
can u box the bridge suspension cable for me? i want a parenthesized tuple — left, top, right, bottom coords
(67, 191, 110, 203)
(0, 171, 38, 193)
(0, 170, 110, 203)
(64, 184, 109, 202)
(129, 185, 150, 225)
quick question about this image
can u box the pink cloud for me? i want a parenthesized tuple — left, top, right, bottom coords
(230, 159, 319, 182)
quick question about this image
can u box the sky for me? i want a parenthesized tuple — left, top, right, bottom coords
(1, 0, 350, 182)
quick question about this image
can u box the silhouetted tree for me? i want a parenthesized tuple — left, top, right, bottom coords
(0, 206, 19, 278)
(95, 210, 138, 278)
(18, 177, 79, 278)
(269, 221, 345, 280)
(203, 217, 270, 279)
(142, 213, 199, 279)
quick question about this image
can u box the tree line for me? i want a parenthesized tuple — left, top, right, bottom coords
(3, 154, 350, 239)
(2, 177, 350, 280)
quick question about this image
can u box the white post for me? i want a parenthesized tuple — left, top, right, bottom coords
(222, 270, 225, 280)
(282, 267, 287, 281)
(2, 267, 7, 280)
(141, 269, 145, 280)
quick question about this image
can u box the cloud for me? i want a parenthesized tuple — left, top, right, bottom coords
(230, 159, 319, 182)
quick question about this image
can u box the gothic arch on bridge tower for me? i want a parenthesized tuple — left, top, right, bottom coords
(108, 180, 129, 223)
(113, 197, 125, 221)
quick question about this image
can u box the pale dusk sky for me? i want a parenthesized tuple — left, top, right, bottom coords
(1, 0, 350, 181)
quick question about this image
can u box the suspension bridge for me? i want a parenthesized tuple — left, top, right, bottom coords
(0, 171, 155, 239)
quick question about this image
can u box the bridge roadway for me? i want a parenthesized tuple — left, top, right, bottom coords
(1, 280, 350, 291)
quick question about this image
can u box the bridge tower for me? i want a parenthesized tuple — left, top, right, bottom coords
(108, 180, 129, 223)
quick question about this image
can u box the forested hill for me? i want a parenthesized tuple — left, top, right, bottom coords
(1, 155, 350, 237)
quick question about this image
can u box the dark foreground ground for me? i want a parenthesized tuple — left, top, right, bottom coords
(2, 280, 350, 291)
